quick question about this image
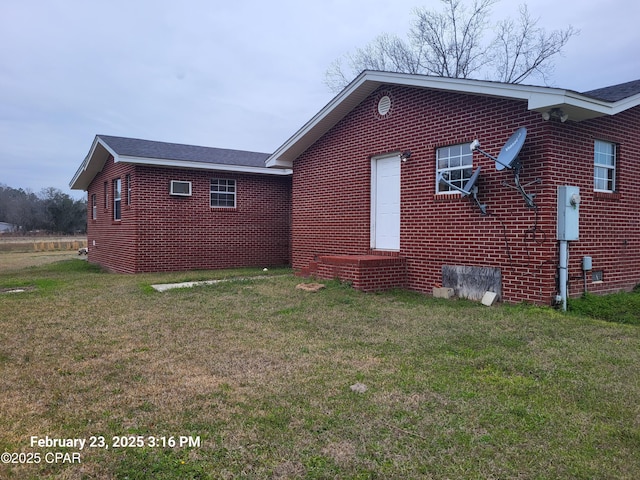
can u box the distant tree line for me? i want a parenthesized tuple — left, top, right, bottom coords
(0, 184, 86, 234)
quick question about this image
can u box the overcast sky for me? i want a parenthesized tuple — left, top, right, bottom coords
(1, 0, 638, 198)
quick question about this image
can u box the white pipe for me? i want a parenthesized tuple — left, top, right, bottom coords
(559, 240, 568, 311)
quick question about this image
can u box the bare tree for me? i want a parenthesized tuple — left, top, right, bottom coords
(325, 0, 577, 92)
(325, 34, 418, 92)
(493, 4, 577, 84)
(411, 0, 496, 78)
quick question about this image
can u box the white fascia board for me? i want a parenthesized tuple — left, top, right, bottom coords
(97, 137, 119, 158)
(69, 136, 114, 189)
(528, 90, 609, 111)
(266, 70, 640, 168)
(364, 70, 549, 100)
(609, 92, 640, 114)
(370, 72, 621, 118)
(69, 137, 99, 188)
(266, 71, 379, 168)
(115, 155, 292, 176)
(265, 71, 564, 169)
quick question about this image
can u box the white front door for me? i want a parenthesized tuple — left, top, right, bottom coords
(371, 154, 400, 250)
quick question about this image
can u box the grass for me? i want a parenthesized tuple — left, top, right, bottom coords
(1, 253, 639, 479)
(568, 288, 640, 325)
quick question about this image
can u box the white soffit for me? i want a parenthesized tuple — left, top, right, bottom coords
(116, 155, 292, 176)
(69, 137, 113, 190)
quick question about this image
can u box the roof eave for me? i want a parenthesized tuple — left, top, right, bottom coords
(71, 136, 292, 190)
(69, 136, 115, 190)
(266, 70, 640, 168)
(526, 90, 637, 121)
(265, 71, 566, 168)
(267, 71, 381, 168)
(118, 155, 292, 176)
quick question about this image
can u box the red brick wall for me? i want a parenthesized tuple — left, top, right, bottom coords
(86, 156, 291, 273)
(86, 158, 138, 273)
(552, 107, 640, 298)
(315, 255, 407, 292)
(292, 85, 640, 303)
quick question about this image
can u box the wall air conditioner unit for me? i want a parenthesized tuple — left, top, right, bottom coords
(169, 180, 192, 196)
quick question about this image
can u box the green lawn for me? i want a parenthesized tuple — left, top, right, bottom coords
(1, 257, 639, 479)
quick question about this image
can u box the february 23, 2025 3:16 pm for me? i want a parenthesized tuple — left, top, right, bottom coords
(29, 434, 201, 450)
(1, 435, 202, 465)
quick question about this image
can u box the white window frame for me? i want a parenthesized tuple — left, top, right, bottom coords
(170, 180, 192, 196)
(113, 178, 121, 221)
(91, 194, 97, 220)
(210, 179, 236, 208)
(436, 142, 473, 194)
(594, 140, 616, 193)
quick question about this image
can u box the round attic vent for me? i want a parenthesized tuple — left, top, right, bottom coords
(377, 95, 391, 116)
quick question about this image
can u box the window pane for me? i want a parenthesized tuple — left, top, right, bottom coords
(436, 143, 473, 194)
(593, 140, 616, 191)
(113, 179, 121, 220)
(211, 179, 236, 207)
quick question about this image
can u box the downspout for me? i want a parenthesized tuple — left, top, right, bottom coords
(556, 186, 580, 312)
(558, 240, 568, 311)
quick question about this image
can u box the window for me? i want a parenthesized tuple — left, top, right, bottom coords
(436, 143, 473, 193)
(125, 174, 131, 205)
(113, 178, 121, 221)
(594, 140, 616, 192)
(170, 180, 192, 196)
(210, 179, 236, 208)
(91, 194, 97, 220)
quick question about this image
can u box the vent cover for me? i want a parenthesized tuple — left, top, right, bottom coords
(377, 95, 391, 116)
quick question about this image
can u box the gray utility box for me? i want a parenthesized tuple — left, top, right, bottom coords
(557, 186, 580, 241)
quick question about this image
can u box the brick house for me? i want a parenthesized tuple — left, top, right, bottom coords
(71, 71, 640, 305)
(265, 71, 640, 305)
(70, 135, 291, 273)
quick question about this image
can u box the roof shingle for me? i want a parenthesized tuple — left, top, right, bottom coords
(581, 79, 640, 102)
(97, 135, 270, 168)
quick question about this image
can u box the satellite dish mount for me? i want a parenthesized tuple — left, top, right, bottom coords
(437, 166, 486, 215)
(470, 127, 540, 209)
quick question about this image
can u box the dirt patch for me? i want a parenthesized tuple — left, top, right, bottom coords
(295, 282, 326, 292)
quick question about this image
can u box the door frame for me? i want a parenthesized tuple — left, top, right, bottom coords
(370, 153, 401, 251)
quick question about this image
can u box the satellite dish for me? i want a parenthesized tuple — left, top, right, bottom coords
(437, 167, 480, 196)
(470, 127, 538, 209)
(495, 127, 527, 171)
(462, 166, 481, 196)
(437, 167, 486, 214)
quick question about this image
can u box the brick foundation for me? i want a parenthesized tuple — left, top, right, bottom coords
(303, 254, 407, 292)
